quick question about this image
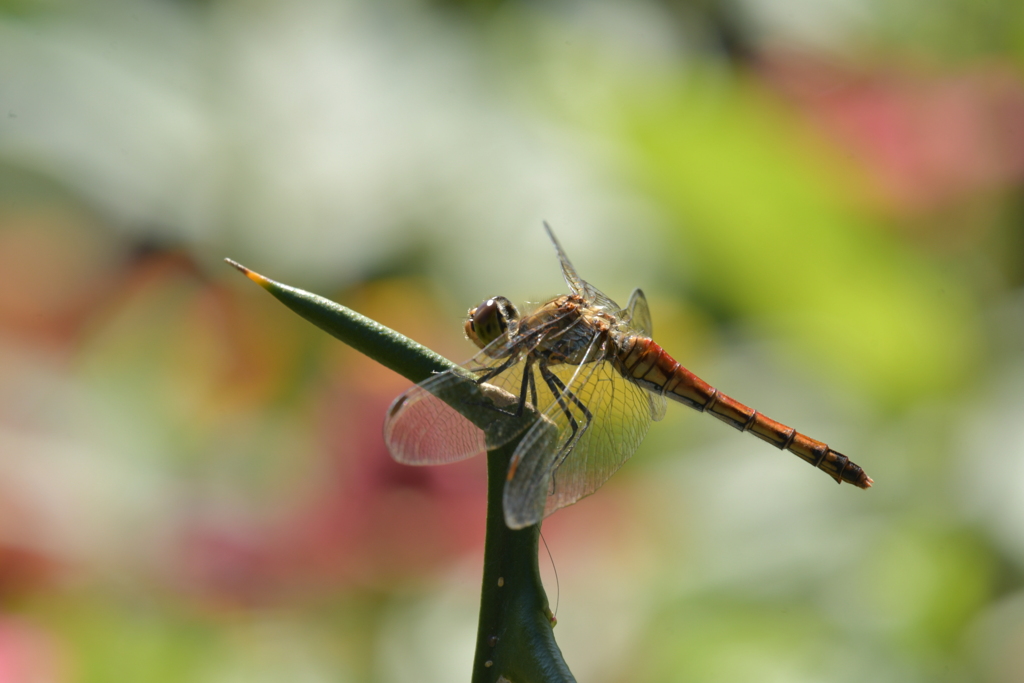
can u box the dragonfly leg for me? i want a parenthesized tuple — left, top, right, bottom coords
(544, 370, 594, 428)
(461, 355, 535, 419)
(513, 357, 535, 418)
(538, 364, 594, 484)
(473, 354, 520, 384)
(528, 366, 539, 412)
(539, 366, 580, 444)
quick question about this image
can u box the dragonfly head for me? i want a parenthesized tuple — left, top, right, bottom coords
(465, 296, 519, 349)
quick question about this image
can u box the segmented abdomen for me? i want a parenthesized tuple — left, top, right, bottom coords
(614, 336, 872, 489)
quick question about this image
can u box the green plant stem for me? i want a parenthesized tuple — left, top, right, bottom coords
(227, 259, 574, 682)
(473, 440, 575, 683)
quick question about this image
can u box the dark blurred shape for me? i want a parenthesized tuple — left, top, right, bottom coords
(0, 543, 57, 603)
(661, 0, 756, 66)
(428, 0, 508, 19)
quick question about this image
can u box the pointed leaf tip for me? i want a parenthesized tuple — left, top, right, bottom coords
(223, 257, 249, 274)
(224, 258, 270, 287)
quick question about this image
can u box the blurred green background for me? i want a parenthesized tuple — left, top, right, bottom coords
(2, 0, 1024, 681)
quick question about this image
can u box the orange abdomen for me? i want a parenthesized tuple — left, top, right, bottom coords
(615, 337, 872, 489)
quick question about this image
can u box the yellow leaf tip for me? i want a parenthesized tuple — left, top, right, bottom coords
(224, 258, 270, 286)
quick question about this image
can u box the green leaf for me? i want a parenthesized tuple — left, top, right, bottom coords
(227, 259, 575, 682)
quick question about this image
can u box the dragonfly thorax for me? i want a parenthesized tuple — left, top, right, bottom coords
(465, 296, 520, 351)
(516, 294, 615, 366)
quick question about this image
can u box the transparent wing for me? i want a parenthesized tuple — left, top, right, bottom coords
(384, 369, 489, 466)
(384, 306, 585, 466)
(543, 222, 621, 312)
(621, 288, 667, 422)
(502, 337, 654, 528)
(622, 288, 653, 336)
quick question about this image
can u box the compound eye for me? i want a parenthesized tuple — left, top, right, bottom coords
(466, 296, 518, 348)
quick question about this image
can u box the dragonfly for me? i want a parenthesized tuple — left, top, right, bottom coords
(384, 225, 872, 529)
